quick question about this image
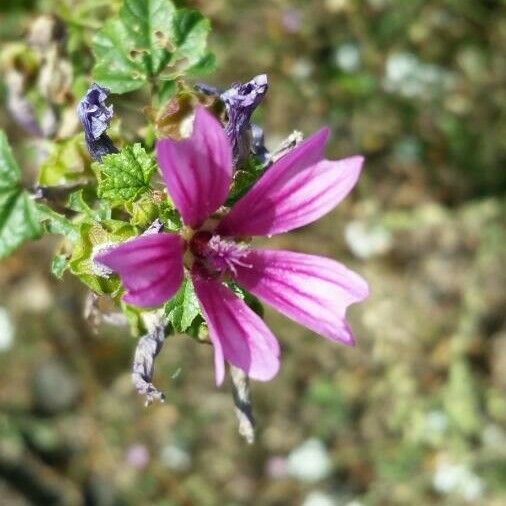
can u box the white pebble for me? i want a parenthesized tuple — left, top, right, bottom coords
(0, 307, 15, 352)
(288, 438, 331, 483)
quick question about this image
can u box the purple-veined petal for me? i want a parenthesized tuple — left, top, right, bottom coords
(156, 106, 233, 228)
(233, 249, 369, 345)
(95, 233, 185, 307)
(192, 271, 280, 385)
(217, 128, 364, 236)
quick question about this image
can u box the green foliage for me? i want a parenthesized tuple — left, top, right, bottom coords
(69, 219, 137, 294)
(120, 301, 146, 337)
(164, 278, 201, 333)
(158, 200, 182, 231)
(92, 0, 214, 95)
(93, 144, 157, 207)
(68, 189, 112, 222)
(127, 194, 160, 227)
(38, 134, 91, 186)
(227, 155, 266, 206)
(37, 203, 79, 241)
(51, 254, 70, 279)
(170, 10, 216, 76)
(0, 131, 42, 259)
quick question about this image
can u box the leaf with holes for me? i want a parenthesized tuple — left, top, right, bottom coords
(92, 0, 214, 95)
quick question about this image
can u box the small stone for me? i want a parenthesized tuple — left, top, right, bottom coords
(302, 491, 336, 506)
(345, 220, 392, 259)
(287, 438, 332, 483)
(0, 307, 15, 352)
(433, 457, 485, 502)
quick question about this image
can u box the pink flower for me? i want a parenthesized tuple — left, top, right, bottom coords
(95, 106, 369, 385)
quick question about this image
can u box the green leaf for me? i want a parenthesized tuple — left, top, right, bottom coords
(158, 200, 182, 231)
(38, 134, 91, 186)
(93, 0, 176, 93)
(170, 9, 213, 71)
(0, 132, 21, 189)
(186, 314, 208, 341)
(227, 155, 266, 206)
(93, 144, 157, 207)
(157, 80, 178, 105)
(68, 189, 112, 222)
(164, 278, 201, 333)
(36, 203, 79, 241)
(51, 254, 70, 279)
(127, 195, 159, 227)
(69, 219, 137, 294)
(92, 0, 214, 94)
(120, 301, 146, 337)
(0, 131, 42, 259)
(186, 52, 217, 78)
(0, 190, 43, 259)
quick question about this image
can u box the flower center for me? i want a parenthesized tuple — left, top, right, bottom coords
(189, 231, 251, 278)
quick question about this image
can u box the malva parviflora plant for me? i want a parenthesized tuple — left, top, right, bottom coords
(0, 0, 368, 440)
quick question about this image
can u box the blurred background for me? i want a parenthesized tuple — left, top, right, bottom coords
(0, 0, 505, 505)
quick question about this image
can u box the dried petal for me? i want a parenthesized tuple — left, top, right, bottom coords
(77, 83, 118, 161)
(221, 74, 268, 166)
(132, 313, 167, 405)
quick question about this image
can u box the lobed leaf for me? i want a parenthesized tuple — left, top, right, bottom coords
(92, 0, 214, 95)
(93, 144, 157, 207)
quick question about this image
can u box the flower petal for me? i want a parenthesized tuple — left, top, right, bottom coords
(217, 128, 364, 236)
(192, 271, 280, 385)
(233, 249, 369, 345)
(156, 106, 233, 228)
(95, 233, 185, 307)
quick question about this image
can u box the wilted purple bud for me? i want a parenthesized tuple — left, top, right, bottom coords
(131, 315, 167, 406)
(77, 83, 118, 161)
(221, 74, 268, 166)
